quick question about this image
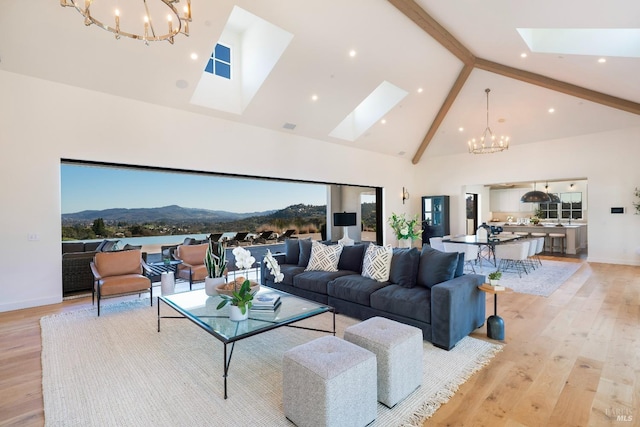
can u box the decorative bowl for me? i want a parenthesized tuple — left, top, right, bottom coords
(215, 280, 260, 297)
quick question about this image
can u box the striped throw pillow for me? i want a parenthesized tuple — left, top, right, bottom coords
(362, 244, 393, 282)
(305, 241, 344, 272)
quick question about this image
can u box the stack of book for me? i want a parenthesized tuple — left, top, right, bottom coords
(251, 293, 282, 311)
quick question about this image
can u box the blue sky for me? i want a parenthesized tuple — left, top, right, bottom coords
(61, 164, 327, 214)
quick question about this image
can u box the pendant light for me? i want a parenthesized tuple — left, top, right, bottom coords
(521, 182, 551, 203)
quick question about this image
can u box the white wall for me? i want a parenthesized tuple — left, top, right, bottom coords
(0, 70, 415, 312)
(416, 126, 640, 266)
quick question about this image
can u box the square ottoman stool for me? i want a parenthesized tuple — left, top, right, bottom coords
(345, 317, 423, 407)
(283, 335, 377, 427)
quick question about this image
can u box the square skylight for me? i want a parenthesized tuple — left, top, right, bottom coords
(329, 81, 408, 142)
(190, 6, 293, 114)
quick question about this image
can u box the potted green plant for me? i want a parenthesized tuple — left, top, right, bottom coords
(216, 279, 254, 321)
(488, 271, 502, 286)
(204, 240, 227, 296)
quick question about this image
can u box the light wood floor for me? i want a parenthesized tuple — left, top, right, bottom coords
(0, 256, 638, 426)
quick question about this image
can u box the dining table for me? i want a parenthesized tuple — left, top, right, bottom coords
(443, 233, 521, 267)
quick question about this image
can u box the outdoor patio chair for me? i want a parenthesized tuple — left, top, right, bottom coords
(277, 229, 297, 241)
(228, 232, 251, 246)
(254, 230, 277, 244)
(90, 249, 152, 316)
(209, 233, 223, 243)
(174, 243, 208, 289)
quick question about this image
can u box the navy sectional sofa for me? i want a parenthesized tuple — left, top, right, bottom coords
(261, 239, 486, 350)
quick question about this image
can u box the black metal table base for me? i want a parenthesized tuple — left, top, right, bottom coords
(158, 297, 336, 399)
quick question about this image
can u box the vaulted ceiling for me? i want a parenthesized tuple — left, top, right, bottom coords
(1, 0, 639, 163)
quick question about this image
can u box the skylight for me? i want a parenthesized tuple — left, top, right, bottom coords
(329, 81, 408, 142)
(517, 28, 640, 58)
(190, 6, 293, 115)
(205, 44, 232, 79)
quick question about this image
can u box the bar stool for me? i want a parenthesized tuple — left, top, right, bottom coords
(530, 232, 548, 252)
(515, 231, 530, 238)
(549, 233, 565, 254)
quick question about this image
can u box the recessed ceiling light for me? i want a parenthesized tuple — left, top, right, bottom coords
(548, 108, 555, 113)
(458, 127, 464, 132)
(311, 94, 318, 101)
(349, 50, 357, 58)
(520, 53, 527, 58)
(381, 119, 387, 124)
(190, 53, 198, 60)
(598, 57, 606, 63)
(417, 88, 423, 93)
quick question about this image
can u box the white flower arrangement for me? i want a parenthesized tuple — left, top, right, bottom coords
(263, 249, 284, 283)
(232, 247, 256, 270)
(388, 212, 422, 240)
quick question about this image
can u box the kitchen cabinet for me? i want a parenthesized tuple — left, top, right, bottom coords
(490, 189, 534, 213)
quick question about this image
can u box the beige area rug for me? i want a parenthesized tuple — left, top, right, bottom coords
(484, 259, 583, 297)
(41, 300, 502, 427)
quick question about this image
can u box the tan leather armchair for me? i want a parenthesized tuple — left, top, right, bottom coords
(90, 249, 152, 316)
(175, 243, 208, 289)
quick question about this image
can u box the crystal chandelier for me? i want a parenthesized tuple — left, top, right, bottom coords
(60, 0, 192, 45)
(468, 88, 510, 154)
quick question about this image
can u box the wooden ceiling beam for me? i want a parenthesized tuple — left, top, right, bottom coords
(387, 0, 475, 65)
(412, 64, 474, 164)
(389, 0, 640, 164)
(475, 58, 640, 116)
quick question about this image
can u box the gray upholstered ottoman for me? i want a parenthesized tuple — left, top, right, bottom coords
(344, 317, 423, 407)
(283, 335, 377, 427)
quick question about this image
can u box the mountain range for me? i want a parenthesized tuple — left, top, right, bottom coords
(61, 205, 278, 224)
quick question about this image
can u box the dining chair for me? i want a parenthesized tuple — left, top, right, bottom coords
(495, 241, 530, 278)
(443, 242, 480, 273)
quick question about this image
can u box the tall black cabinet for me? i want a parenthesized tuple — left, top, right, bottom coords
(421, 195, 450, 242)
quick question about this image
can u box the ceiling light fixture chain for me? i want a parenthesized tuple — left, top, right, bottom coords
(60, 0, 192, 45)
(468, 88, 510, 154)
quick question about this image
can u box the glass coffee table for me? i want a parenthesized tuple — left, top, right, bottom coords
(157, 287, 335, 399)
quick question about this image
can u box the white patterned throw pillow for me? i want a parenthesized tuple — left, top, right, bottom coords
(361, 244, 393, 282)
(305, 241, 344, 272)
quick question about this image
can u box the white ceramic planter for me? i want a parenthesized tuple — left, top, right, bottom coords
(229, 305, 249, 321)
(398, 238, 412, 249)
(490, 279, 499, 286)
(205, 277, 225, 296)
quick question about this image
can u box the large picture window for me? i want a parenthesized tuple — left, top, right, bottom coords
(60, 160, 382, 246)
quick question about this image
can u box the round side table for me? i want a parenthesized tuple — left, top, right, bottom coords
(478, 283, 513, 341)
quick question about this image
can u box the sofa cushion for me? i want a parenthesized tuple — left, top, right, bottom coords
(285, 239, 301, 265)
(298, 239, 313, 267)
(306, 241, 344, 272)
(362, 244, 393, 282)
(280, 264, 306, 286)
(370, 284, 431, 324)
(293, 270, 356, 294)
(338, 244, 366, 273)
(177, 243, 208, 266)
(417, 245, 459, 288)
(454, 252, 465, 277)
(328, 275, 389, 306)
(389, 247, 420, 288)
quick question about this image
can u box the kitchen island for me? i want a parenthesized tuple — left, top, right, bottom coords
(500, 223, 587, 255)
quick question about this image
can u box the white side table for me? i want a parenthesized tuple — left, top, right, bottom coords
(160, 271, 175, 295)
